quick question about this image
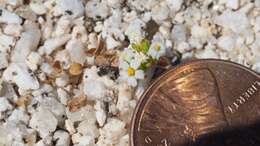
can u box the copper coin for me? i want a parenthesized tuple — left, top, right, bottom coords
(131, 59, 260, 146)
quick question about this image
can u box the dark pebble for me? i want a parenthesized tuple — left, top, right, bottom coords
(98, 66, 119, 80)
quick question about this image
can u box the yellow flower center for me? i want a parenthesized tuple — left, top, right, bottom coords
(155, 44, 161, 52)
(127, 67, 135, 76)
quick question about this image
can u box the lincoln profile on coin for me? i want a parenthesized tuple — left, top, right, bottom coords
(140, 69, 227, 137)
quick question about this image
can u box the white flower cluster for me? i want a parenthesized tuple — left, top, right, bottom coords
(119, 32, 166, 87)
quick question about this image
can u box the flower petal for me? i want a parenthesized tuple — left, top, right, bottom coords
(125, 48, 135, 57)
(130, 59, 141, 69)
(119, 61, 129, 70)
(128, 77, 137, 87)
(135, 70, 144, 79)
(158, 44, 166, 55)
(148, 48, 159, 59)
(120, 71, 129, 80)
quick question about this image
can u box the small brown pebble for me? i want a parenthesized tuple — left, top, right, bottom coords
(145, 19, 159, 41)
(23, 0, 31, 5)
(95, 53, 118, 66)
(68, 95, 86, 112)
(69, 75, 82, 85)
(69, 63, 82, 75)
(95, 55, 110, 66)
(52, 61, 63, 74)
(157, 56, 172, 69)
(85, 48, 97, 57)
(111, 55, 119, 67)
(16, 96, 32, 108)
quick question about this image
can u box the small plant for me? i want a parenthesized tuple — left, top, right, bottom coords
(119, 32, 166, 87)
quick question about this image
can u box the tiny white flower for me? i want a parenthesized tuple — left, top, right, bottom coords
(120, 60, 144, 87)
(134, 52, 148, 64)
(120, 47, 148, 65)
(148, 33, 166, 59)
(148, 42, 166, 59)
(120, 47, 135, 62)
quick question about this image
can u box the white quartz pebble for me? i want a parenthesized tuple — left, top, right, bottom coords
(40, 63, 54, 75)
(176, 42, 191, 53)
(226, 0, 240, 9)
(0, 8, 22, 24)
(71, 25, 88, 43)
(40, 97, 66, 125)
(84, 80, 107, 100)
(54, 50, 71, 69)
(34, 140, 45, 146)
(11, 22, 41, 63)
(252, 62, 260, 73)
(191, 24, 209, 42)
(57, 88, 69, 105)
(85, 0, 110, 19)
(55, 74, 69, 87)
(72, 133, 95, 146)
(65, 119, 76, 134)
(83, 66, 108, 100)
(151, 2, 169, 22)
(66, 106, 96, 123)
(3, 63, 40, 90)
(171, 24, 187, 45)
(55, 0, 85, 18)
(43, 34, 71, 55)
(217, 35, 237, 52)
(29, 107, 58, 138)
(118, 134, 129, 146)
(98, 118, 126, 144)
(166, 0, 183, 12)
(30, 3, 48, 15)
(117, 83, 132, 113)
(107, 0, 123, 8)
(26, 52, 42, 71)
(53, 130, 70, 146)
(95, 101, 107, 127)
(195, 48, 219, 59)
(214, 10, 250, 33)
(0, 52, 8, 69)
(0, 34, 15, 50)
(54, 16, 72, 37)
(3, 23, 23, 36)
(7, 109, 29, 124)
(66, 39, 86, 64)
(254, 16, 260, 32)
(0, 97, 13, 112)
(77, 120, 99, 137)
(5, 0, 23, 6)
(106, 35, 121, 50)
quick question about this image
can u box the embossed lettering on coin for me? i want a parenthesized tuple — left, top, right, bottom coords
(227, 81, 260, 114)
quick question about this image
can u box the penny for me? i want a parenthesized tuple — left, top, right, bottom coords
(131, 59, 260, 146)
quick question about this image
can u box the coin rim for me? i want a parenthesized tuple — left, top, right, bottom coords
(130, 59, 260, 146)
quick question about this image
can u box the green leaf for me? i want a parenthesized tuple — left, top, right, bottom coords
(131, 39, 151, 54)
(139, 62, 149, 71)
(140, 39, 150, 53)
(131, 43, 140, 52)
(138, 57, 155, 71)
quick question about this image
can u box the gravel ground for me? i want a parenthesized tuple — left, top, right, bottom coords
(0, 0, 260, 146)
